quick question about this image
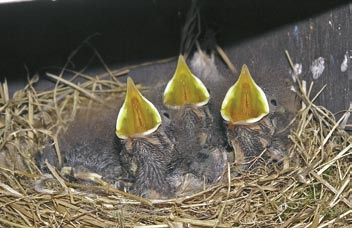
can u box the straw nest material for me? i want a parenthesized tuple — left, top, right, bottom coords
(0, 51, 351, 228)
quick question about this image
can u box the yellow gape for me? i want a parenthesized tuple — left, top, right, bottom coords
(116, 77, 161, 139)
(221, 64, 269, 125)
(163, 55, 210, 108)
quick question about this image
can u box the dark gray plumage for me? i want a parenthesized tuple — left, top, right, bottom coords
(165, 105, 227, 195)
(36, 137, 129, 189)
(226, 117, 274, 169)
(119, 129, 176, 198)
(225, 110, 295, 170)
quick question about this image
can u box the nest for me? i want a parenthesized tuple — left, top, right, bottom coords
(0, 49, 351, 228)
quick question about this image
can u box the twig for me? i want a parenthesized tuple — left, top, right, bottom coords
(46, 73, 104, 105)
(317, 209, 352, 228)
(216, 45, 237, 74)
(174, 217, 230, 228)
(310, 171, 351, 207)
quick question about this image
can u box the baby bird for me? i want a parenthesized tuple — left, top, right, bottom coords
(163, 55, 227, 192)
(221, 65, 277, 169)
(116, 77, 175, 198)
(36, 106, 128, 192)
(163, 55, 212, 147)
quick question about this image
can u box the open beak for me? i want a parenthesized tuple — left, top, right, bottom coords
(221, 64, 269, 125)
(163, 55, 210, 108)
(116, 77, 161, 139)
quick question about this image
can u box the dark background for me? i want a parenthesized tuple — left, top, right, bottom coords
(0, 0, 351, 114)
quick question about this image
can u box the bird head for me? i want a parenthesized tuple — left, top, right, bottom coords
(116, 77, 161, 139)
(221, 64, 269, 126)
(163, 55, 210, 109)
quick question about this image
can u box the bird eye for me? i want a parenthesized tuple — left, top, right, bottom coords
(270, 99, 278, 107)
(162, 112, 170, 119)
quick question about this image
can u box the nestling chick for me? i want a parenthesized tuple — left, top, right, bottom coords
(163, 55, 227, 193)
(189, 48, 229, 147)
(221, 65, 289, 169)
(163, 55, 212, 148)
(116, 77, 176, 198)
(36, 103, 128, 190)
